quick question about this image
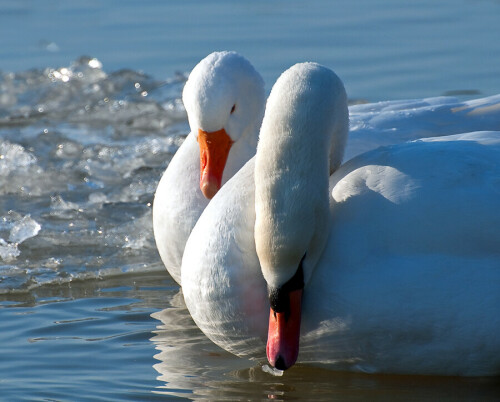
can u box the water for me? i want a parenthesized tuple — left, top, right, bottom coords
(1, 1, 499, 400)
(2, 0, 500, 100)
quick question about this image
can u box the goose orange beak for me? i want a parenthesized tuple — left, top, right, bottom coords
(197, 128, 233, 199)
(266, 288, 303, 370)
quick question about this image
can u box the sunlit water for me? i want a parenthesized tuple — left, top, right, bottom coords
(1, 1, 500, 400)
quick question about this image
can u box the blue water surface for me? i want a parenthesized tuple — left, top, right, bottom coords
(1, 0, 500, 100)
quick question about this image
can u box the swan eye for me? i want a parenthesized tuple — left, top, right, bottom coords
(230, 104, 236, 114)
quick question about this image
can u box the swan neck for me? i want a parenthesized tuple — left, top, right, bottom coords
(254, 63, 348, 288)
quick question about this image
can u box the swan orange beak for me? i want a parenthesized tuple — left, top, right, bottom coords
(197, 128, 233, 199)
(266, 288, 303, 370)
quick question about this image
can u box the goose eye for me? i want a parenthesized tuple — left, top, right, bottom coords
(230, 104, 236, 114)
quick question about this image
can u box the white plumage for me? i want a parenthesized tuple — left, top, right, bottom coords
(181, 62, 500, 376)
(153, 51, 266, 283)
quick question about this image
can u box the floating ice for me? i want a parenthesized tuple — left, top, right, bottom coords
(0, 57, 189, 291)
(123, 235, 149, 250)
(261, 365, 284, 377)
(88, 192, 109, 205)
(0, 141, 37, 175)
(50, 195, 80, 212)
(0, 238, 20, 262)
(8, 215, 41, 244)
(0, 56, 186, 131)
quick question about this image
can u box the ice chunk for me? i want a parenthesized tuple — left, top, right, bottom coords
(123, 235, 149, 250)
(0, 141, 37, 176)
(261, 364, 284, 377)
(88, 192, 108, 204)
(50, 195, 80, 212)
(0, 238, 20, 262)
(8, 215, 41, 244)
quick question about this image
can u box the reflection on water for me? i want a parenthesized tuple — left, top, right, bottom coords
(150, 289, 500, 401)
(151, 289, 256, 399)
(0, 266, 499, 400)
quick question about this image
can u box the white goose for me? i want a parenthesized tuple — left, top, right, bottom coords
(182, 63, 500, 376)
(153, 51, 266, 284)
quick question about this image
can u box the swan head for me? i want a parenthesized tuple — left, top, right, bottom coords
(182, 51, 266, 199)
(254, 62, 348, 370)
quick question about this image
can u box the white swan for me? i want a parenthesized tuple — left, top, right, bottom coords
(153, 51, 265, 284)
(153, 52, 500, 286)
(182, 63, 500, 376)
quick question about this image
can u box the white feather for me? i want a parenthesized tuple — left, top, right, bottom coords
(182, 62, 500, 376)
(153, 51, 265, 283)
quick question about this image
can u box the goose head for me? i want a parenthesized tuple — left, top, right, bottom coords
(254, 62, 349, 370)
(182, 51, 266, 199)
